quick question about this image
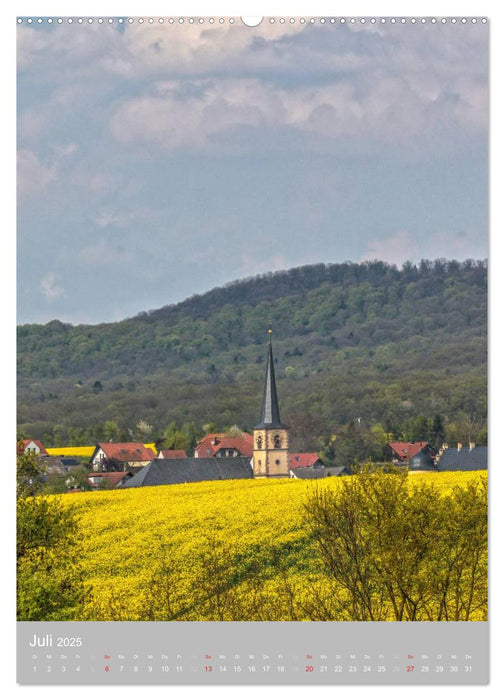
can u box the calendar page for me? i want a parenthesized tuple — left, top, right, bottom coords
(16, 12, 489, 686)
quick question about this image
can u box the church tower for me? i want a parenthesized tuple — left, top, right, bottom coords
(253, 330, 290, 477)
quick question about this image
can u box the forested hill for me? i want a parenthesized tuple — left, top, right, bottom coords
(17, 259, 487, 449)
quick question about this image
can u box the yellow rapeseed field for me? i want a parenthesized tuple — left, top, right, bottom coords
(59, 471, 487, 622)
(46, 446, 95, 458)
(45, 443, 157, 459)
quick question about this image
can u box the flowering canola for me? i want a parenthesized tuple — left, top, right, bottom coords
(60, 471, 486, 621)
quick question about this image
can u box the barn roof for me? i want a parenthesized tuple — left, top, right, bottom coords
(437, 446, 488, 471)
(122, 457, 253, 488)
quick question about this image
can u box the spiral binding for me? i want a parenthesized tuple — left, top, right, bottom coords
(17, 17, 488, 26)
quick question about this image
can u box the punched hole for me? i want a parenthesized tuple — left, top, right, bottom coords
(241, 16, 263, 27)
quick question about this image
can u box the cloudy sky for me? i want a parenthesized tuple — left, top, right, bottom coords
(17, 17, 488, 324)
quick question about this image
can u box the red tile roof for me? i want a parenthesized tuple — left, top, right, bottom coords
(158, 449, 188, 459)
(21, 439, 48, 455)
(288, 453, 321, 469)
(94, 442, 156, 462)
(195, 433, 253, 458)
(87, 471, 132, 488)
(387, 441, 429, 461)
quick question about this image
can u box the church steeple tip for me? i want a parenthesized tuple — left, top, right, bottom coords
(254, 327, 288, 430)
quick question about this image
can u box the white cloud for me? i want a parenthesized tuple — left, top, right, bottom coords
(18, 22, 487, 157)
(238, 251, 289, 278)
(98, 21, 307, 78)
(17, 23, 121, 71)
(422, 230, 485, 261)
(17, 149, 56, 197)
(362, 231, 419, 267)
(52, 142, 78, 159)
(79, 239, 134, 266)
(17, 21, 306, 86)
(107, 65, 486, 151)
(109, 78, 285, 149)
(17, 144, 78, 198)
(40, 272, 65, 301)
(90, 206, 156, 229)
(362, 229, 486, 267)
(92, 211, 124, 228)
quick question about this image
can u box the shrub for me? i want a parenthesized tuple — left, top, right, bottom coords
(17, 496, 89, 620)
(303, 466, 487, 620)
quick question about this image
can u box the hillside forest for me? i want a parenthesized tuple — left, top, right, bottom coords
(17, 259, 487, 465)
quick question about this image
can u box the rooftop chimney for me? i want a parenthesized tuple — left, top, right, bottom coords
(437, 442, 448, 458)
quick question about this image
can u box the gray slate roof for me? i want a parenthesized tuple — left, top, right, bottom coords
(409, 450, 436, 470)
(437, 446, 487, 471)
(290, 466, 350, 479)
(121, 457, 253, 488)
(60, 457, 82, 467)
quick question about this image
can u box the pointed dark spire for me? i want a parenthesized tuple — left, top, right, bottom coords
(255, 328, 288, 429)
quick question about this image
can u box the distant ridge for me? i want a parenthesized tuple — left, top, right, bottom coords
(17, 259, 487, 444)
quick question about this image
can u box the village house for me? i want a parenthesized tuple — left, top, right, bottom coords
(408, 448, 437, 471)
(408, 442, 488, 472)
(40, 455, 82, 475)
(384, 441, 436, 465)
(19, 439, 48, 456)
(90, 442, 156, 472)
(87, 471, 134, 489)
(158, 449, 188, 459)
(288, 452, 325, 470)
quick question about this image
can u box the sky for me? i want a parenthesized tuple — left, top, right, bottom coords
(17, 15, 489, 325)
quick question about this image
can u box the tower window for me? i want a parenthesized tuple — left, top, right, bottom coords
(274, 434, 281, 448)
(275, 459, 280, 465)
(257, 435, 262, 449)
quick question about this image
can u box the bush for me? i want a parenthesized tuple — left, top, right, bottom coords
(17, 496, 89, 620)
(303, 466, 487, 620)
(16, 444, 88, 620)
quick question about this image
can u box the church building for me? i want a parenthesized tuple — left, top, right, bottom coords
(123, 329, 336, 489)
(253, 330, 290, 477)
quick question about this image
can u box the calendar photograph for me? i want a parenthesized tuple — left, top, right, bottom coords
(17, 13, 488, 669)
